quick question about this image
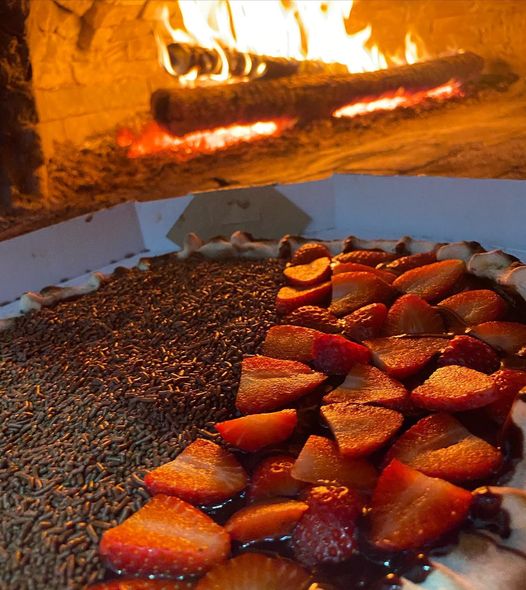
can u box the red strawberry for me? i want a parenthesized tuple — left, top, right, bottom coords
(365, 336, 447, 379)
(438, 289, 507, 325)
(369, 460, 472, 550)
(144, 439, 247, 504)
(291, 435, 378, 492)
(249, 454, 306, 500)
(387, 413, 502, 482)
(330, 272, 395, 317)
(290, 242, 332, 266)
(99, 495, 230, 577)
(332, 261, 397, 284)
(215, 410, 297, 452)
(88, 580, 194, 590)
(291, 485, 363, 566)
(276, 282, 331, 315)
(312, 333, 371, 375)
(225, 499, 308, 543)
(383, 251, 437, 273)
(340, 303, 388, 341)
(284, 257, 331, 287)
(195, 553, 311, 590)
(323, 363, 409, 408)
(235, 356, 326, 414)
(335, 250, 397, 267)
(411, 365, 498, 411)
(437, 335, 500, 374)
(392, 260, 466, 302)
(486, 368, 526, 424)
(262, 325, 323, 363)
(468, 321, 526, 354)
(384, 294, 444, 336)
(321, 403, 403, 458)
(284, 305, 342, 334)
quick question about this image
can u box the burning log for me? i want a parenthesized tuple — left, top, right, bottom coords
(152, 52, 484, 136)
(167, 42, 349, 81)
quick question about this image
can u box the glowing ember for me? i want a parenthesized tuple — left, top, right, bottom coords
(116, 119, 295, 160)
(333, 80, 463, 119)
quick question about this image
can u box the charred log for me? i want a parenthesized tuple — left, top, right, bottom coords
(152, 52, 484, 136)
(167, 42, 349, 81)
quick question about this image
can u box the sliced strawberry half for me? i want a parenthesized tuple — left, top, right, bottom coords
(392, 259, 466, 302)
(411, 365, 498, 411)
(262, 325, 323, 363)
(249, 454, 306, 500)
(291, 485, 363, 567)
(332, 261, 397, 284)
(384, 294, 444, 336)
(365, 336, 447, 380)
(330, 272, 395, 317)
(235, 356, 326, 414)
(284, 257, 331, 287)
(369, 459, 472, 551)
(438, 289, 508, 325)
(312, 333, 371, 375)
(290, 242, 332, 266)
(383, 251, 437, 273)
(88, 580, 194, 590)
(486, 368, 526, 424)
(437, 335, 501, 374)
(335, 250, 397, 267)
(291, 435, 378, 492)
(284, 305, 342, 334)
(468, 321, 526, 354)
(195, 553, 311, 590)
(215, 410, 297, 452)
(99, 494, 230, 577)
(387, 413, 502, 482)
(323, 363, 409, 409)
(321, 403, 403, 458)
(144, 439, 247, 504)
(276, 282, 331, 315)
(225, 499, 308, 543)
(340, 303, 388, 342)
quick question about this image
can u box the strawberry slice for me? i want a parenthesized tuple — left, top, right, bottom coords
(340, 303, 388, 341)
(99, 494, 230, 577)
(291, 485, 363, 567)
(276, 281, 331, 315)
(411, 365, 498, 411)
(88, 580, 194, 590)
(384, 294, 444, 336)
(235, 356, 326, 414)
(225, 499, 308, 543)
(312, 333, 371, 375)
(323, 363, 409, 408)
(365, 336, 447, 379)
(335, 250, 397, 266)
(195, 553, 311, 590)
(290, 242, 332, 266)
(249, 454, 306, 500)
(486, 368, 526, 424)
(262, 325, 323, 363)
(321, 403, 403, 458)
(330, 272, 395, 317)
(383, 251, 437, 273)
(468, 321, 526, 354)
(291, 435, 378, 492)
(369, 459, 472, 550)
(438, 289, 508, 325)
(332, 261, 397, 284)
(284, 305, 342, 334)
(392, 259, 466, 302)
(215, 410, 297, 452)
(144, 439, 247, 504)
(387, 413, 502, 482)
(284, 257, 331, 287)
(437, 335, 500, 374)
